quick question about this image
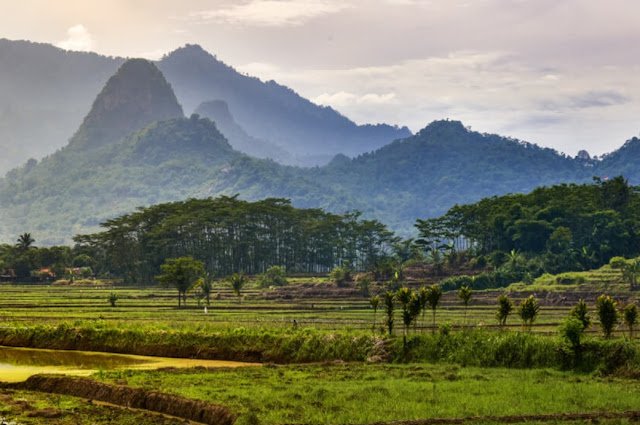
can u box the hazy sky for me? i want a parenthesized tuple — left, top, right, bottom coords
(3, 0, 640, 156)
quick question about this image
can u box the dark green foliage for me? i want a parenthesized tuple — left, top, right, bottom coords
(258, 266, 288, 288)
(621, 260, 640, 290)
(569, 299, 591, 330)
(75, 196, 394, 283)
(457, 285, 472, 324)
(156, 257, 205, 308)
(623, 304, 638, 338)
(108, 292, 118, 307)
(369, 295, 380, 331)
(384, 291, 395, 336)
(417, 178, 640, 287)
(424, 285, 442, 331)
(229, 273, 247, 301)
(560, 317, 584, 349)
(330, 266, 353, 287)
(596, 294, 619, 338)
(518, 295, 540, 331)
(496, 294, 513, 327)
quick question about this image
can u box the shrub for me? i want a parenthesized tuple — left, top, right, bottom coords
(496, 294, 513, 327)
(609, 256, 628, 269)
(330, 266, 352, 287)
(560, 317, 584, 349)
(623, 303, 638, 338)
(596, 294, 619, 338)
(258, 266, 288, 287)
(355, 273, 372, 297)
(440, 275, 473, 291)
(518, 295, 540, 331)
(570, 299, 591, 330)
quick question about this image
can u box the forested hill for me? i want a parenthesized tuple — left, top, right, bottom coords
(306, 120, 594, 229)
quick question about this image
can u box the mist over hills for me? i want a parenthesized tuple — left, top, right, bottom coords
(0, 38, 410, 173)
(158, 44, 412, 165)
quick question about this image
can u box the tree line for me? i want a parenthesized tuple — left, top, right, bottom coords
(74, 196, 396, 283)
(416, 177, 640, 285)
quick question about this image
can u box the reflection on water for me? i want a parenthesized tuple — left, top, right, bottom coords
(0, 346, 149, 368)
(0, 346, 258, 382)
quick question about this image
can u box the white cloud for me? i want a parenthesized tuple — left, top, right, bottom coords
(233, 51, 640, 156)
(56, 24, 94, 52)
(189, 0, 351, 27)
(313, 91, 397, 107)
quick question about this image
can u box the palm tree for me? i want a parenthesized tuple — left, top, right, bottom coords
(370, 295, 380, 332)
(383, 291, 395, 336)
(518, 295, 540, 332)
(16, 233, 35, 251)
(496, 294, 513, 328)
(425, 285, 443, 333)
(396, 287, 414, 343)
(229, 273, 247, 303)
(623, 303, 638, 338)
(458, 285, 472, 326)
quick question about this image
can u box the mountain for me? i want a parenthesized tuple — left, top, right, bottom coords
(158, 44, 412, 164)
(310, 120, 593, 229)
(194, 100, 292, 162)
(0, 39, 410, 173)
(3, 44, 640, 244)
(597, 137, 640, 181)
(0, 39, 123, 172)
(69, 59, 184, 149)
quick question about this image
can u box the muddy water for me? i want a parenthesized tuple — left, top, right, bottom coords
(0, 346, 259, 382)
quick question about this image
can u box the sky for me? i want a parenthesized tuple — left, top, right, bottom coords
(3, 0, 640, 157)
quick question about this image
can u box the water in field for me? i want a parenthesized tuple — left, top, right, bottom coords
(0, 346, 258, 382)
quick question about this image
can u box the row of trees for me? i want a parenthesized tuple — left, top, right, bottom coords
(370, 286, 638, 339)
(0, 233, 95, 280)
(416, 177, 640, 285)
(75, 196, 396, 283)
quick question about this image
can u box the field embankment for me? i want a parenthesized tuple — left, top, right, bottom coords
(5, 374, 235, 425)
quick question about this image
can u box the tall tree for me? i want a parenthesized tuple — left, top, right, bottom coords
(156, 257, 205, 308)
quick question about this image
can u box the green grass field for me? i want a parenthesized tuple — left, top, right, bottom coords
(97, 363, 640, 425)
(1, 280, 639, 425)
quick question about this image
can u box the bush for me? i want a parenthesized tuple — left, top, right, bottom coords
(596, 294, 619, 338)
(609, 256, 628, 269)
(258, 266, 288, 287)
(330, 266, 352, 287)
(440, 275, 473, 291)
(555, 273, 586, 285)
(355, 273, 372, 297)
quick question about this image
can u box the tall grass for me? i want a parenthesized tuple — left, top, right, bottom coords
(0, 323, 638, 372)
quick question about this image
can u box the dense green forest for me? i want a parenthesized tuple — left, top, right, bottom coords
(417, 177, 640, 288)
(74, 197, 395, 282)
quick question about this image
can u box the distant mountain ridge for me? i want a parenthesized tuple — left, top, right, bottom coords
(1, 47, 640, 244)
(158, 44, 412, 165)
(0, 38, 410, 172)
(194, 100, 292, 162)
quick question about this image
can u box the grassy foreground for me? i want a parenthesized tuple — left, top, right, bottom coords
(97, 363, 640, 425)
